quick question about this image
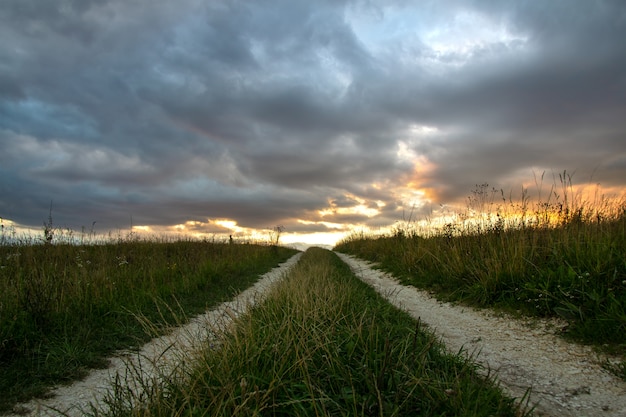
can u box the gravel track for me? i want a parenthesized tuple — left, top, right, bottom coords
(336, 252, 626, 417)
(10, 251, 626, 416)
(9, 253, 302, 417)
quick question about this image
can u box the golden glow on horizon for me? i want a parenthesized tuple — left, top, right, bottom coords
(298, 219, 344, 229)
(281, 232, 344, 247)
(211, 219, 270, 241)
(213, 219, 242, 232)
(318, 193, 383, 219)
(166, 218, 270, 241)
(0, 218, 16, 228)
(173, 220, 202, 231)
(318, 205, 380, 218)
(348, 205, 380, 217)
(398, 188, 428, 210)
(4, 175, 622, 248)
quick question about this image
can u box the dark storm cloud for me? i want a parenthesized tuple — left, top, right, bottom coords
(1, 0, 625, 240)
(375, 0, 626, 203)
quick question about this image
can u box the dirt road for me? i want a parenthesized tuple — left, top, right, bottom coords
(336, 253, 626, 417)
(9, 253, 303, 417)
(10, 251, 626, 416)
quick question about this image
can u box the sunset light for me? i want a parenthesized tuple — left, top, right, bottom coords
(3, 5, 626, 416)
(1, 1, 624, 247)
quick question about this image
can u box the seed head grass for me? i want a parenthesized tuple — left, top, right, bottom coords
(100, 248, 527, 417)
(335, 173, 626, 377)
(0, 238, 297, 413)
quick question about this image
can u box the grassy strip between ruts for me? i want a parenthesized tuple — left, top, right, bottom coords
(99, 247, 528, 417)
(0, 240, 298, 414)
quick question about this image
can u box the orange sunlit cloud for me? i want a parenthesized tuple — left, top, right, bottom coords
(298, 219, 344, 230)
(318, 193, 384, 219)
(162, 219, 273, 242)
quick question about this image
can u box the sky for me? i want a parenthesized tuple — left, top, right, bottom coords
(1, 0, 625, 246)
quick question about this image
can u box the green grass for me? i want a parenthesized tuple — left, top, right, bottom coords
(100, 248, 528, 417)
(0, 238, 298, 414)
(334, 178, 626, 369)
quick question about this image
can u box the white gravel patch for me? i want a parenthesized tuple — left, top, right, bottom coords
(10, 253, 302, 417)
(336, 252, 626, 417)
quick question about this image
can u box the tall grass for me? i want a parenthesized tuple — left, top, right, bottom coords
(0, 237, 297, 413)
(335, 174, 626, 353)
(100, 248, 527, 417)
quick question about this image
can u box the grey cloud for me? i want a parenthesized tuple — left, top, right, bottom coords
(0, 0, 103, 43)
(1, 0, 625, 240)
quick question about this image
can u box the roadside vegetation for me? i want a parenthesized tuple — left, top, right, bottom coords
(335, 172, 626, 377)
(0, 235, 297, 413)
(100, 248, 527, 417)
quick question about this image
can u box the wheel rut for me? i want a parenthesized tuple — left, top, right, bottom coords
(336, 252, 626, 417)
(10, 251, 626, 416)
(8, 253, 302, 417)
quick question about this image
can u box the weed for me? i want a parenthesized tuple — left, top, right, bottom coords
(0, 237, 297, 413)
(99, 248, 527, 416)
(335, 172, 626, 363)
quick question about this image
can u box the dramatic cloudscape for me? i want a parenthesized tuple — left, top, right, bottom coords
(1, 0, 625, 246)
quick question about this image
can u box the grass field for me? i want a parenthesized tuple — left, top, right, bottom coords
(98, 248, 527, 417)
(334, 178, 626, 378)
(3, 173, 623, 414)
(0, 237, 297, 413)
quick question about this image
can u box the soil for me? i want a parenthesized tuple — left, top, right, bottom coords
(336, 253, 626, 417)
(10, 251, 626, 416)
